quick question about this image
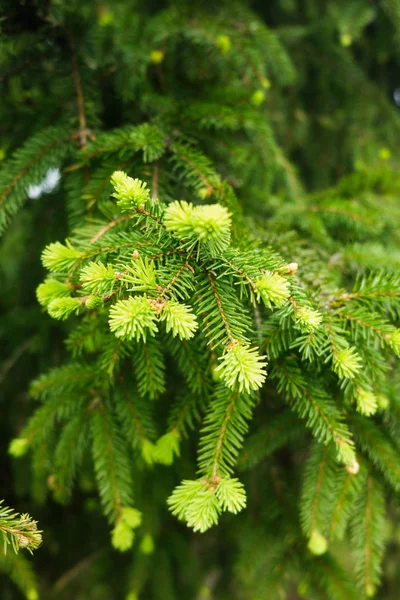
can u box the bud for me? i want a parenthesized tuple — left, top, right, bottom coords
(308, 530, 328, 555)
(132, 250, 140, 261)
(215, 477, 246, 514)
(140, 533, 155, 555)
(251, 90, 266, 107)
(378, 147, 391, 161)
(160, 300, 198, 340)
(197, 186, 213, 199)
(111, 507, 142, 552)
(340, 33, 352, 47)
(297, 582, 309, 598)
(285, 262, 298, 275)
(294, 307, 322, 332)
(333, 347, 362, 380)
(377, 394, 390, 410)
(109, 296, 159, 341)
(80, 261, 116, 295)
(121, 507, 142, 529)
(111, 519, 134, 552)
(346, 459, 360, 475)
(366, 583, 376, 597)
(356, 388, 378, 417)
(215, 342, 267, 392)
(111, 171, 150, 210)
(17, 534, 30, 548)
(211, 362, 223, 382)
(388, 329, 400, 357)
(30, 530, 43, 548)
(37, 279, 71, 308)
(153, 430, 180, 465)
(260, 77, 271, 90)
(41, 241, 82, 272)
(216, 35, 232, 55)
(164, 201, 232, 255)
(9, 437, 29, 457)
(48, 297, 81, 320)
(149, 50, 164, 64)
(255, 271, 290, 308)
(141, 439, 156, 466)
(98, 6, 114, 26)
(85, 295, 104, 310)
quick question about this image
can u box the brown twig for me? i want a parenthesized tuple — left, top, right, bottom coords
(211, 389, 238, 481)
(89, 214, 133, 244)
(0, 338, 34, 385)
(156, 263, 192, 301)
(70, 35, 88, 148)
(152, 161, 159, 200)
(207, 271, 234, 343)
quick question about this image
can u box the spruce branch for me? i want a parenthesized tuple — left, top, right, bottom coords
(0, 127, 73, 234)
(350, 476, 386, 597)
(0, 501, 42, 555)
(4, 4, 400, 597)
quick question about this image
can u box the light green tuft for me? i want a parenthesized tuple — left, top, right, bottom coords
(215, 342, 267, 392)
(109, 296, 158, 341)
(36, 279, 71, 308)
(356, 388, 378, 416)
(111, 171, 150, 210)
(41, 241, 82, 272)
(255, 271, 290, 308)
(332, 346, 362, 379)
(164, 201, 232, 255)
(308, 530, 328, 555)
(80, 261, 116, 295)
(153, 430, 181, 465)
(294, 307, 322, 332)
(160, 300, 198, 340)
(9, 438, 29, 458)
(48, 297, 81, 320)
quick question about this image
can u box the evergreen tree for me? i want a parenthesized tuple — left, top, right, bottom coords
(1, 0, 400, 598)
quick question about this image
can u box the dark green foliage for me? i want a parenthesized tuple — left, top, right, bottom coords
(1, 0, 400, 598)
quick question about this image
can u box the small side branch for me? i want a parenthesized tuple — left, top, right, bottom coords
(152, 162, 159, 201)
(89, 214, 133, 244)
(207, 271, 234, 343)
(70, 35, 88, 148)
(211, 389, 238, 481)
(156, 263, 193, 301)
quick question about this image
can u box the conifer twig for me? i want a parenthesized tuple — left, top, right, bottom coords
(0, 136, 72, 209)
(89, 214, 133, 244)
(151, 162, 159, 200)
(70, 35, 88, 148)
(206, 271, 235, 343)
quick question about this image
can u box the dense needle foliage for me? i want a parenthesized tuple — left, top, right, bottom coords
(1, 1, 400, 598)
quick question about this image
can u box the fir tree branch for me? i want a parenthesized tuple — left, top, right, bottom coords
(0, 137, 70, 209)
(0, 501, 42, 554)
(117, 374, 156, 445)
(91, 398, 134, 522)
(156, 262, 193, 301)
(89, 214, 134, 244)
(210, 388, 239, 482)
(206, 271, 235, 343)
